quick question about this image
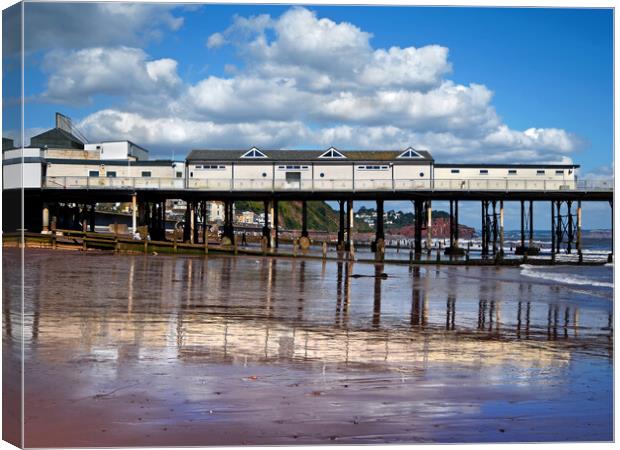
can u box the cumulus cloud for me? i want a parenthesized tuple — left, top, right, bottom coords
(41, 47, 181, 105)
(20, 2, 184, 53)
(79, 109, 311, 150)
(34, 6, 585, 163)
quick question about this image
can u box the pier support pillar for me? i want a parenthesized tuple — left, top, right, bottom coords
(375, 199, 385, 260)
(520, 200, 525, 249)
(301, 201, 309, 238)
(446, 199, 463, 256)
(221, 200, 235, 244)
(499, 200, 504, 257)
(337, 200, 345, 251)
(131, 193, 137, 234)
(414, 200, 423, 256)
(449, 200, 454, 250)
(346, 199, 354, 254)
(491, 200, 498, 256)
(426, 200, 432, 253)
(555, 201, 562, 254)
(577, 200, 582, 253)
(262, 200, 271, 247)
(190, 201, 195, 244)
(567, 200, 574, 254)
(551, 201, 556, 262)
(274, 201, 279, 248)
(269, 201, 276, 249)
(610, 200, 614, 262)
(481, 201, 488, 257)
(454, 200, 460, 250)
(42, 207, 49, 232)
(529, 200, 534, 248)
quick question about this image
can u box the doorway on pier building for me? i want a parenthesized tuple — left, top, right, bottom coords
(285, 171, 301, 188)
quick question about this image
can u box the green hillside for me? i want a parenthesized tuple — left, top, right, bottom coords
(234, 200, 372, 232)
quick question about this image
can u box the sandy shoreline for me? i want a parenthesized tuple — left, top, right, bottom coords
(3, 248, 613, 446)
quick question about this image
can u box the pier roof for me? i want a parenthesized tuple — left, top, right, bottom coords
(187, 148, 434, 163)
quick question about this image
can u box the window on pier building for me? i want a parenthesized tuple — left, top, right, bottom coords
(397, 147, 423, 159)
(88, 170, 99, 177)
(451, 169, 460, 174)
(106, 171, 117, 178)
(241, 147, 268, 159)
(176, 171, 183, 178)
(319, 147, 346, 159)
(555, 170, 564, 175)
(537, 170, 545, 176)
(508, 169, 517, 175)
(141, 171, 152, 177)
(479, 169, 489, 175)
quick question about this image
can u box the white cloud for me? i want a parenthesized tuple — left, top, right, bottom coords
(21, 3, 184, 53)
(79, 109, 311, 150)
(206, 32, 226, 49)
(41, 47, 181, 105)
(36, 6, 584, 163)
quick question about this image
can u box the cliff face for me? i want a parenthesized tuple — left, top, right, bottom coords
(391, 217, 475, 239)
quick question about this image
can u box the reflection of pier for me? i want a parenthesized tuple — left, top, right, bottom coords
(12, 252, 613, 373)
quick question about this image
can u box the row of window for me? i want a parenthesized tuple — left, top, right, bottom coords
(358, 165, 389, 170)
(450, 169, 565, 176)
(195, 165, 226, 170)
(278, 165, 309, 170)
(88, 171, 183, 178)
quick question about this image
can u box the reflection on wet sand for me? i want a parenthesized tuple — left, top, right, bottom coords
(4, 249, 613, 445)
(15, 251, 612, 368)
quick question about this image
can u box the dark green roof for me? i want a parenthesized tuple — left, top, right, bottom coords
(187, 148, 433, 162)
(30, 127, 84, 150)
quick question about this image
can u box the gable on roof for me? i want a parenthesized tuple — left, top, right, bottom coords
(318, 147, 346, 159)
(397, 147, 424, 159)
(30, 127, 84, 150)
(240, 147, 268, 159)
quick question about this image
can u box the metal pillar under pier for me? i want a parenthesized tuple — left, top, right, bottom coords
(481, 201, 489, 257)
(551, 201, 556, 262)
(576, 200, 582, 253)
(301, 201, 308, 238)
(375, 199, 385, 260)
(610, 200, 614, 262)
(491, 200, 498, 256)
(262, 200, 270, 247)
(269, 200, 276, 249)
(499, 200, 504, 257)
(337, 200, 345, 251)
(426, 200, 432, 253)
(42, 206, 49, 232)
(414, 200, 423, 256)
(131, 194, 137, 234)
(346, 199, 354, 253)
(274, 201, 279, 248)
(567, 200, 574, 254)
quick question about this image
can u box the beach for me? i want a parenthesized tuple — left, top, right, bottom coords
(3, 247, 613, 446)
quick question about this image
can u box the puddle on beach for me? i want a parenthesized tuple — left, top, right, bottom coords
(3, 248, 613, 446)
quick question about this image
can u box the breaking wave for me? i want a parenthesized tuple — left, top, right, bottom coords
(520, 264, 613, 289)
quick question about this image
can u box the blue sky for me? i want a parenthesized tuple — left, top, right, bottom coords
(3, 3, 613, 228)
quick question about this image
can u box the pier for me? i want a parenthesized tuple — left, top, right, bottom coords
(2, 123, 612, 264)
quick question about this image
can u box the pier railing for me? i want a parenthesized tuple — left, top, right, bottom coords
(42, 176, 613, 192)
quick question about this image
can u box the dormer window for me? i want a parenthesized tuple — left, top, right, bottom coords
(397, 147, 423, 159)
(318, 147, 346, 159)
(241, 147, 268, 159)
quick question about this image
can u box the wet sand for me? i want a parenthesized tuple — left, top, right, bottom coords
(3, 248, 613, 446)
